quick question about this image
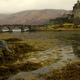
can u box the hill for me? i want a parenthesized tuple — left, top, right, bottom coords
(0, 9, 71, 25)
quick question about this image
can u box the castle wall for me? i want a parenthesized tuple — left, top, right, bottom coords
(73, 1, 80, 25)
(73, 9, 80, 18)
(49, 1, 80, 26)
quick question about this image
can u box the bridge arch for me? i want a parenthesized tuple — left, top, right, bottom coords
(1, 26, 13, 32)
(2, 26, 9, 32)
(12, 26, 21, 32)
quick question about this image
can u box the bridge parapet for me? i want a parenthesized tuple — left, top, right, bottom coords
(0, 24, 45, 32)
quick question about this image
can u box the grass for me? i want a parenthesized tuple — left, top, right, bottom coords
(63, 23, 74, 26)
(47, 23, 74, 28)
(47, 25, 55, 28)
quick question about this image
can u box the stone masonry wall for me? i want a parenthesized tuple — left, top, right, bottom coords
(73, 0, 80, 25)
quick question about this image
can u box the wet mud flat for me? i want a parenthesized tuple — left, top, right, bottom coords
(0, 31, 80, 80)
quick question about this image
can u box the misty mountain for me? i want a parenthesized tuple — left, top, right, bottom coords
(0, 9, 71, 25)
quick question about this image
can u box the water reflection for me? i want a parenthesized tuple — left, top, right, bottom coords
(71, 34, 80, 57)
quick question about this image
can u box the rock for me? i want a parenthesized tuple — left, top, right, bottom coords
(0, 40, 11, 55)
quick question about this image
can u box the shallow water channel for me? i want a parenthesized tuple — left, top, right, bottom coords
(1, 31, 80, 80)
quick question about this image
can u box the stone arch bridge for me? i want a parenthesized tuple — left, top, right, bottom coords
(0, 24, 45, 32)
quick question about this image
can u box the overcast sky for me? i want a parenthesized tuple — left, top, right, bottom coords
(0, 0, 77, 13)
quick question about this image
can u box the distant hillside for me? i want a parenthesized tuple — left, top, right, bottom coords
(0, 9, 71, 25)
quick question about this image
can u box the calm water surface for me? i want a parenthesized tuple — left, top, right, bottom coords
(1, 30, 80, 47)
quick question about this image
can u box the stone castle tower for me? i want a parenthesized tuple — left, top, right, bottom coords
(73, 0, 80, 25)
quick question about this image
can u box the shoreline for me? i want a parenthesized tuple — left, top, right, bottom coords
(37, 28, 80, 31)
(1, 28, 80, 33)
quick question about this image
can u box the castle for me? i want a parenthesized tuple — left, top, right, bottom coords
(49, 0, 80, 26)
(73, 0, 80, 19)
(73, 0, 80, 25)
